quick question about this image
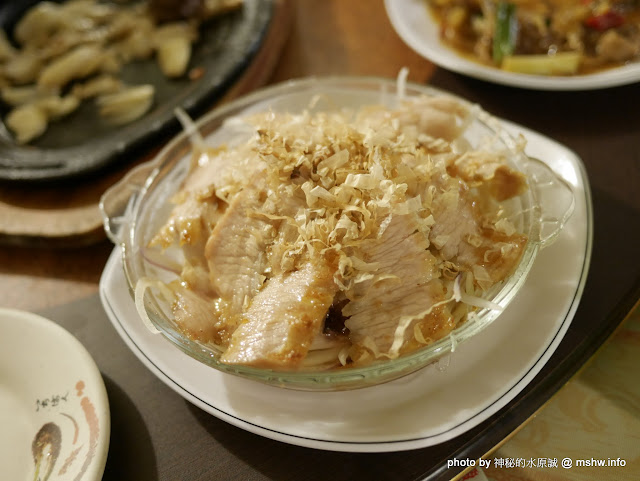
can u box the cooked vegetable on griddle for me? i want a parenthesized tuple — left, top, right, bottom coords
(0, 0, 243, 144)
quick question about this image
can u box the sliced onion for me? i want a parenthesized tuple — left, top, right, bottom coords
(174, 107, 206, 153)
(134, 278, 164, 334)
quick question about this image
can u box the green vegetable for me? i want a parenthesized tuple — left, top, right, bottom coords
(493, 2, 518, 65)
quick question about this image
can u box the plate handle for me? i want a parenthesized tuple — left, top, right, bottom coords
(522, 156, 576, 249)
(99, 160, 158, 245)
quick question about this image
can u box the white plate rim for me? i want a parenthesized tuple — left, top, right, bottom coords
(384, 0, 640, 91)
(98, 123, 593, 453)
(0, 307, 110, 480)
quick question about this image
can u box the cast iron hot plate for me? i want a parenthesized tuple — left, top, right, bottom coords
(0, 0, 273, 182)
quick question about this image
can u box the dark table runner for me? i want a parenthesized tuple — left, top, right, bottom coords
(41, 71, 640, 481)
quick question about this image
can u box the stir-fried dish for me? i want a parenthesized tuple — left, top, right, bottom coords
(427, 0, 640, 75)
(143, 94, 529, 371)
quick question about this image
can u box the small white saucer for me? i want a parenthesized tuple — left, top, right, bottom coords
(0, 308, 110, 481)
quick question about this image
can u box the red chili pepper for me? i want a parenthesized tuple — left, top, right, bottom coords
(585, 11, 625, 31)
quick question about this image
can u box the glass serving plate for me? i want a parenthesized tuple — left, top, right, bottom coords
(100, 76, 574, 391)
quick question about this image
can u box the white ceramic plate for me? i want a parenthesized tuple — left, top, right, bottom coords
(385, 0, 640, 90)
(99, 120, 592, 452)
(0, 309, 110, 480)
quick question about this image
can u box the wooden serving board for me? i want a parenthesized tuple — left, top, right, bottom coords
(0, 0, 291, 247)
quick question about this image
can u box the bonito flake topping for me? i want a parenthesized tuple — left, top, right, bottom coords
(145, 94, 529, 370)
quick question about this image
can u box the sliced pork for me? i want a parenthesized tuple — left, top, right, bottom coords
(170, 282, 232, 345)
(221, 256, 338, 368)
(344, 215, 452, 356)
(150, 146, 264, 249)
(204, 178, 272, 317)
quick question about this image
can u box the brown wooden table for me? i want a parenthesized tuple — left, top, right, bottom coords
(2, 1, 640, 480)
